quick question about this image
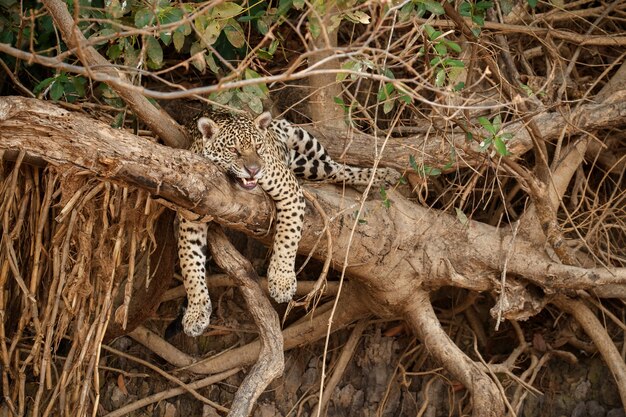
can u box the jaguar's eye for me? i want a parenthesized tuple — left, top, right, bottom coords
(229, 147, 238, 155)
(255, 143, 262, 150)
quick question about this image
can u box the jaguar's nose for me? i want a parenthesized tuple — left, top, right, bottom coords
(245, 164, 261, 177)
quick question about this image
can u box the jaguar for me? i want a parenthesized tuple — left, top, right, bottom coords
(178, 111, 399, 336)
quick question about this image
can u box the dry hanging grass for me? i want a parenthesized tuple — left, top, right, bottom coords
(0, 158, 162, 416)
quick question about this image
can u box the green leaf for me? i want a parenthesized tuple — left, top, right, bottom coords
(377, 83, 394, 101)
(211, 2, 243, 19)
(308, 18, 320, 38)
(409, 154, 419, 172)
(72, 76, 86, 97)
(256, 18, 270, 34)
(379, 186, 388, 200)
(107, 42, 123, 60)
(158, 7, 183, 25)
(423, 166, 441, 176)
(179, 22, 192, 36)
(398, 93, 412, 104)
(209, 90, 233, 105)
(248, 95, 264, 114)
(223, 22, 245, 48)
(173, 31, 185, 51)
(471, 14, 484, 27)
(106, 0, 126, 18)
(344, 10, 370, 24)
(333, 96, 348, 111)
(423, 24, 436, 38)
(205, 53, 220, 73)
(244, 68, 269, 95)
(33, 77, 56, 95)
(445, 59, 465, 68)
(160, 31, 171, 45)
(190, 42, 206, 72)
(421, 0, 445, 15)
(453, 82, 465, 91)
(519, 83, 534, 97)
(145, 36, 163, 66)
(200, 19, 221, 46)
(527, 0, 537, 8)
(478, 116, 495, 135)
(476, 1, 494, 10)
(268, 39, 279, 55)
(112, 112, 124, 128)
(435, 69, 446, 87)
(492, 114, 501, 133)
(50, 80, 64, 101)
(257, 50, 273, 60)
(337, 60, 357, 82)
(443, 39, 462, 53)
(430, 56, 443, 67)
(434, 42, 447, 56)
(478, 137, 492, 152)
(494, 136, 509, 156)
(383, 100, 394, 114)
(134, 8, 154, 28)
(399, 2, 415, 22)
(459, 2, 471, 16)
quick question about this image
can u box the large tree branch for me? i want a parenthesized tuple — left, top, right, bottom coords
(2, 96, 625, 295)
(308, 90, 626, 171)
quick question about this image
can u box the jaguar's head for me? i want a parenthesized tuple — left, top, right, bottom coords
(196, 111, 272, 190)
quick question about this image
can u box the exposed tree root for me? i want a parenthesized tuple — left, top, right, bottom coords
(205, 224, 284, 417)
(552, 296, 626, 406)
(102, 368, 240, 417)
(312, 319, 369, 416)
(128, 290, 368, 374)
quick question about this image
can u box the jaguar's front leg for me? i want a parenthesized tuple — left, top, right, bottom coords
(177, 217, 212, 336)
(266, 192, 305, 303)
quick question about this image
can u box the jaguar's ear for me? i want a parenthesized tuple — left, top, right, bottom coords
(197, 117, 219, 139)
(254, 111, 272, 130)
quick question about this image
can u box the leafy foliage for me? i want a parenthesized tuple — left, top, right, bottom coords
(477, 115, 513, 157)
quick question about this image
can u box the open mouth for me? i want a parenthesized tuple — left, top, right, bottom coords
(238, 177, 258, 190)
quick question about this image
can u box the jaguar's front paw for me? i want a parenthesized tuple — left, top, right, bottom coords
(268, 271, 297, 303)
(182, 298, 212, 337)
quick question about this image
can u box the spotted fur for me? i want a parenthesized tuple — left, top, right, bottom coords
(178, 111, 400, 336)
